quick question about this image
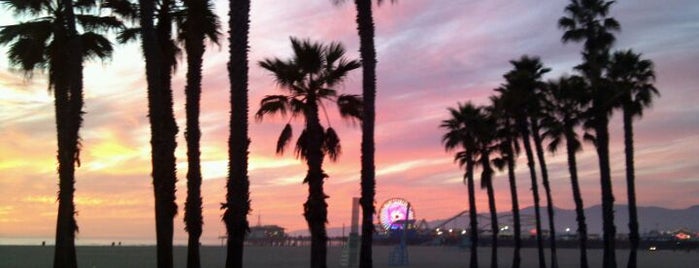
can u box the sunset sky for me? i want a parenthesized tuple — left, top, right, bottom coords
(1, 0, 698, 245)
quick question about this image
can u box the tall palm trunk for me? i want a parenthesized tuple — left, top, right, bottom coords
(505, 138, 522, 268)
(183, 2, 206, 266)
(531, 119, 558, 268)
(518, 119, 546, 268)
(224, 0, 251, 267)
(138, 0, 178, 267)
(304, 97, 329, 268)
(564, 122, 588, 268)
(481, 153, 498, 268)
(54, 0, 82, 267)
(594, 115, 616, 268)
(465, 158, 479, 268)
(623, 105, 639, 268)
(353, 1, 378, 267)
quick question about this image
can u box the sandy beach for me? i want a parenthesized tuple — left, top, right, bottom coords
(1, 245, 697, 267)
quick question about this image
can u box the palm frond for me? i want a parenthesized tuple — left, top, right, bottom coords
(290, 37, 322, 74)
(289, 97, 306, 118)
(0, 0, 47, 16)
(276, 124, 293, 155)
(324, 58, 361, 87)
(116, 27, 140, 43)
(256, 95, 289, 121)
(317, 88, 337, 98)
(103, 0, 139, 22)
(259, 58, 303, 90)
(0, 20, 52, 45)
(177, 0, 221, 45)
(583, 132, 597, 147)
(202, 1, 222, 44)
(80, 32, 113, 61)
(74, 0, 99, 11)
(547, 136, 562, 154)
(336, 94, 363, 123)
(324, 127, 341, 162)
(76, 14, 124, 32)
(492, 157, 507, 171)
(6, 36, 48, 73)
(324, 41, 344, 67)
(294, 129, 309, 160)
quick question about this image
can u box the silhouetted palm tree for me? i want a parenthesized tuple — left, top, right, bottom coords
(476, 108, 500, 268)
(223, 0, 251, 267)
(132, 0, 180, 266)
(559, 1, 620, 267)
(0, 1, 120, 266)
(329, 1, 396, 266)
(526, 72, 560, 268)
(490, 94, 523, 268)
(441, 102, 482, 268)
(176, 0, 221, 267)
(541, 75, 591, 268)
(608, 50, 659, 268)
(256, 37, 362, 268)
(498, 55, 550, 268)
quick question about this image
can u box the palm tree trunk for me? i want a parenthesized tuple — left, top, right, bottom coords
(623, 107, 639, 268)
(54, 85, 78, 268)
(506, 138, 522, 268)
(183, 7, 206, 267)
(224, 0, 251, 267)
(353, 1, 378, 267)
(465, 159, 479, 268)
(139, 0, 178, 267)
(482, 155, 498, 268)
(519, 120, 546, 268)
(304, 99, 329, 268)
(531, 119, 558, 268)
(564, 125, 588, 268)
(594, 117, 616, 268)
(54, 0, 82, 266)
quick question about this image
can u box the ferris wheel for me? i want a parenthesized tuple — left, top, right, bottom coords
(378, 198, 415, 231)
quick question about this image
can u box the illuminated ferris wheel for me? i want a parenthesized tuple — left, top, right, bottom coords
(378, 198, 415, 231)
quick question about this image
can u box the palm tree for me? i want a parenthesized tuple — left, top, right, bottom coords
(441, 102, 482, 268)
(607, 50, 659, 268)
(222, 0, 251, 267)
(541, 75, 591, 268)
(498, 55, 550, 268)
(256, 37, 362, 268)
(177, 0, 221, 267)
(0, 1, 120, 267)
(490, 94, 523, 268)
(133, 0, 180, 266)
(102, 2, 180, 264)
(330, 1, 396, 266)
(527, 72, 560, 268)
(476, 108, 500, 268)
(559, 1, 620, 266)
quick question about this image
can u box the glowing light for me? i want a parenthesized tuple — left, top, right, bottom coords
(378, 198, 415, 231)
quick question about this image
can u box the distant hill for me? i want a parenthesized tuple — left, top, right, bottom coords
(298, 205, 699, 237)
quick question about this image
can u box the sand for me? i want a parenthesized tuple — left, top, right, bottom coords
(1, 245, 697, 267)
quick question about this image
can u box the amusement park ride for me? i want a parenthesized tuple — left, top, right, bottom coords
(373, 197, 537, 245)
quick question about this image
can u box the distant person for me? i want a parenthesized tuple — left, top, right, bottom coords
(41, 241, 45, 246)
